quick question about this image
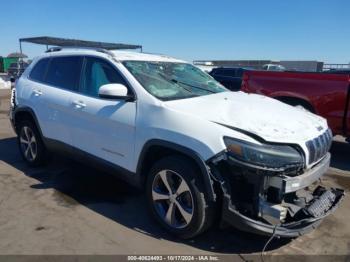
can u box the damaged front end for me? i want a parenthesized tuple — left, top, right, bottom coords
(208, 136, 344, 238)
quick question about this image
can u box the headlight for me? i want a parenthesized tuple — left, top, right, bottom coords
(224, 137, 303, 169)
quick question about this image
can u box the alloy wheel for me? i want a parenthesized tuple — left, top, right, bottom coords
(20, 126, 37, 162)
(152, 170, 194, 228)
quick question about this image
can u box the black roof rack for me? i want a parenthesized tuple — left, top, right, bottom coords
(19, 36, 142, 54)
(44, 46, 115, 57)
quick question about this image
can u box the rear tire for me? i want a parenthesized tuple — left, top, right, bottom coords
(146, 155, 216, 239)
(17, 120, 47, 167)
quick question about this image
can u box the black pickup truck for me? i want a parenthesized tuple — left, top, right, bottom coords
(209, 67, 253, 91)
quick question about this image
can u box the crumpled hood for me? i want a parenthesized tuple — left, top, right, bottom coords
(165, 91, 328, 144)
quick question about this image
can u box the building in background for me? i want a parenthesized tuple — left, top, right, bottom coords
(194, 60, 271, 72)
(279, 61, 324, 72)
(0, 52, 29, 73)
(194, 60, 325, 72)
(323, 63, 350, 71)
(0, 57, 19, 73)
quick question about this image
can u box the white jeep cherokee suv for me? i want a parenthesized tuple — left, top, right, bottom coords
(10, 47, 344, 239)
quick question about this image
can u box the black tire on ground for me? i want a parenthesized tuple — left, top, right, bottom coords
(146, 155, 216, 239)
(17, 120, 48, 167)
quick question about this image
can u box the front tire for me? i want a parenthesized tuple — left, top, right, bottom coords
(146, 155, 215, 239)
(17, 120, 47, 167)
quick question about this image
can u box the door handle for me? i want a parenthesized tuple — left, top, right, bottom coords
(72, 100, 86, 109)
(33, 89, 42, 96)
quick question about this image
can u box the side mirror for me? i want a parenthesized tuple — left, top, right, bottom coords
(98, 83, 134, 101)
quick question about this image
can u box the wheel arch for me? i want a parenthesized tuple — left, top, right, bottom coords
(13, 107, 44, 137)
(136, 139, 217, 202)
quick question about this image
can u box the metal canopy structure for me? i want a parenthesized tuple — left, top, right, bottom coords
(19, 36, 142, 53)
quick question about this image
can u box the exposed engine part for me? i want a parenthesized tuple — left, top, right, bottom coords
(209, 152, 345, 237)
(259, 198, 287, 225)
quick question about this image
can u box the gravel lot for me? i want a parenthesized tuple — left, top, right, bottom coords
(0, 89, 349, 258)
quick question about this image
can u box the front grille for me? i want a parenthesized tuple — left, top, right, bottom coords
(306, 129, 333, 165)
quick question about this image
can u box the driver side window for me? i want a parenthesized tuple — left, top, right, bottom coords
(80, 57, 127, 97)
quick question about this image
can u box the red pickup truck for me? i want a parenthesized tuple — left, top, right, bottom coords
(241, 71, 350, 138)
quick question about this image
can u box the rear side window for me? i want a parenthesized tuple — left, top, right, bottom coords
(236, 69, 243, 77)
(29, 58, 49, 82)
(210, 69, 218, 74)
(45, 56, 83, 91)
(80, 57, 127, 97)
(215, 68, 235, 77)
(212, 69, 222, 75)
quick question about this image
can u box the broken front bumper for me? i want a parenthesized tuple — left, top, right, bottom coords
(212, 152, 345, 238)
(222, 187, 344, 238)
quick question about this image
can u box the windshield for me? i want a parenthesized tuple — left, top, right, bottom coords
(123, 61, 227, 101)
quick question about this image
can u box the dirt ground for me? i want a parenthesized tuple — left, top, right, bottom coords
(0, 89, 349, 258)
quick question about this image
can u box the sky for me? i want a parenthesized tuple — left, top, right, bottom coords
(0, 0, 349, 63)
